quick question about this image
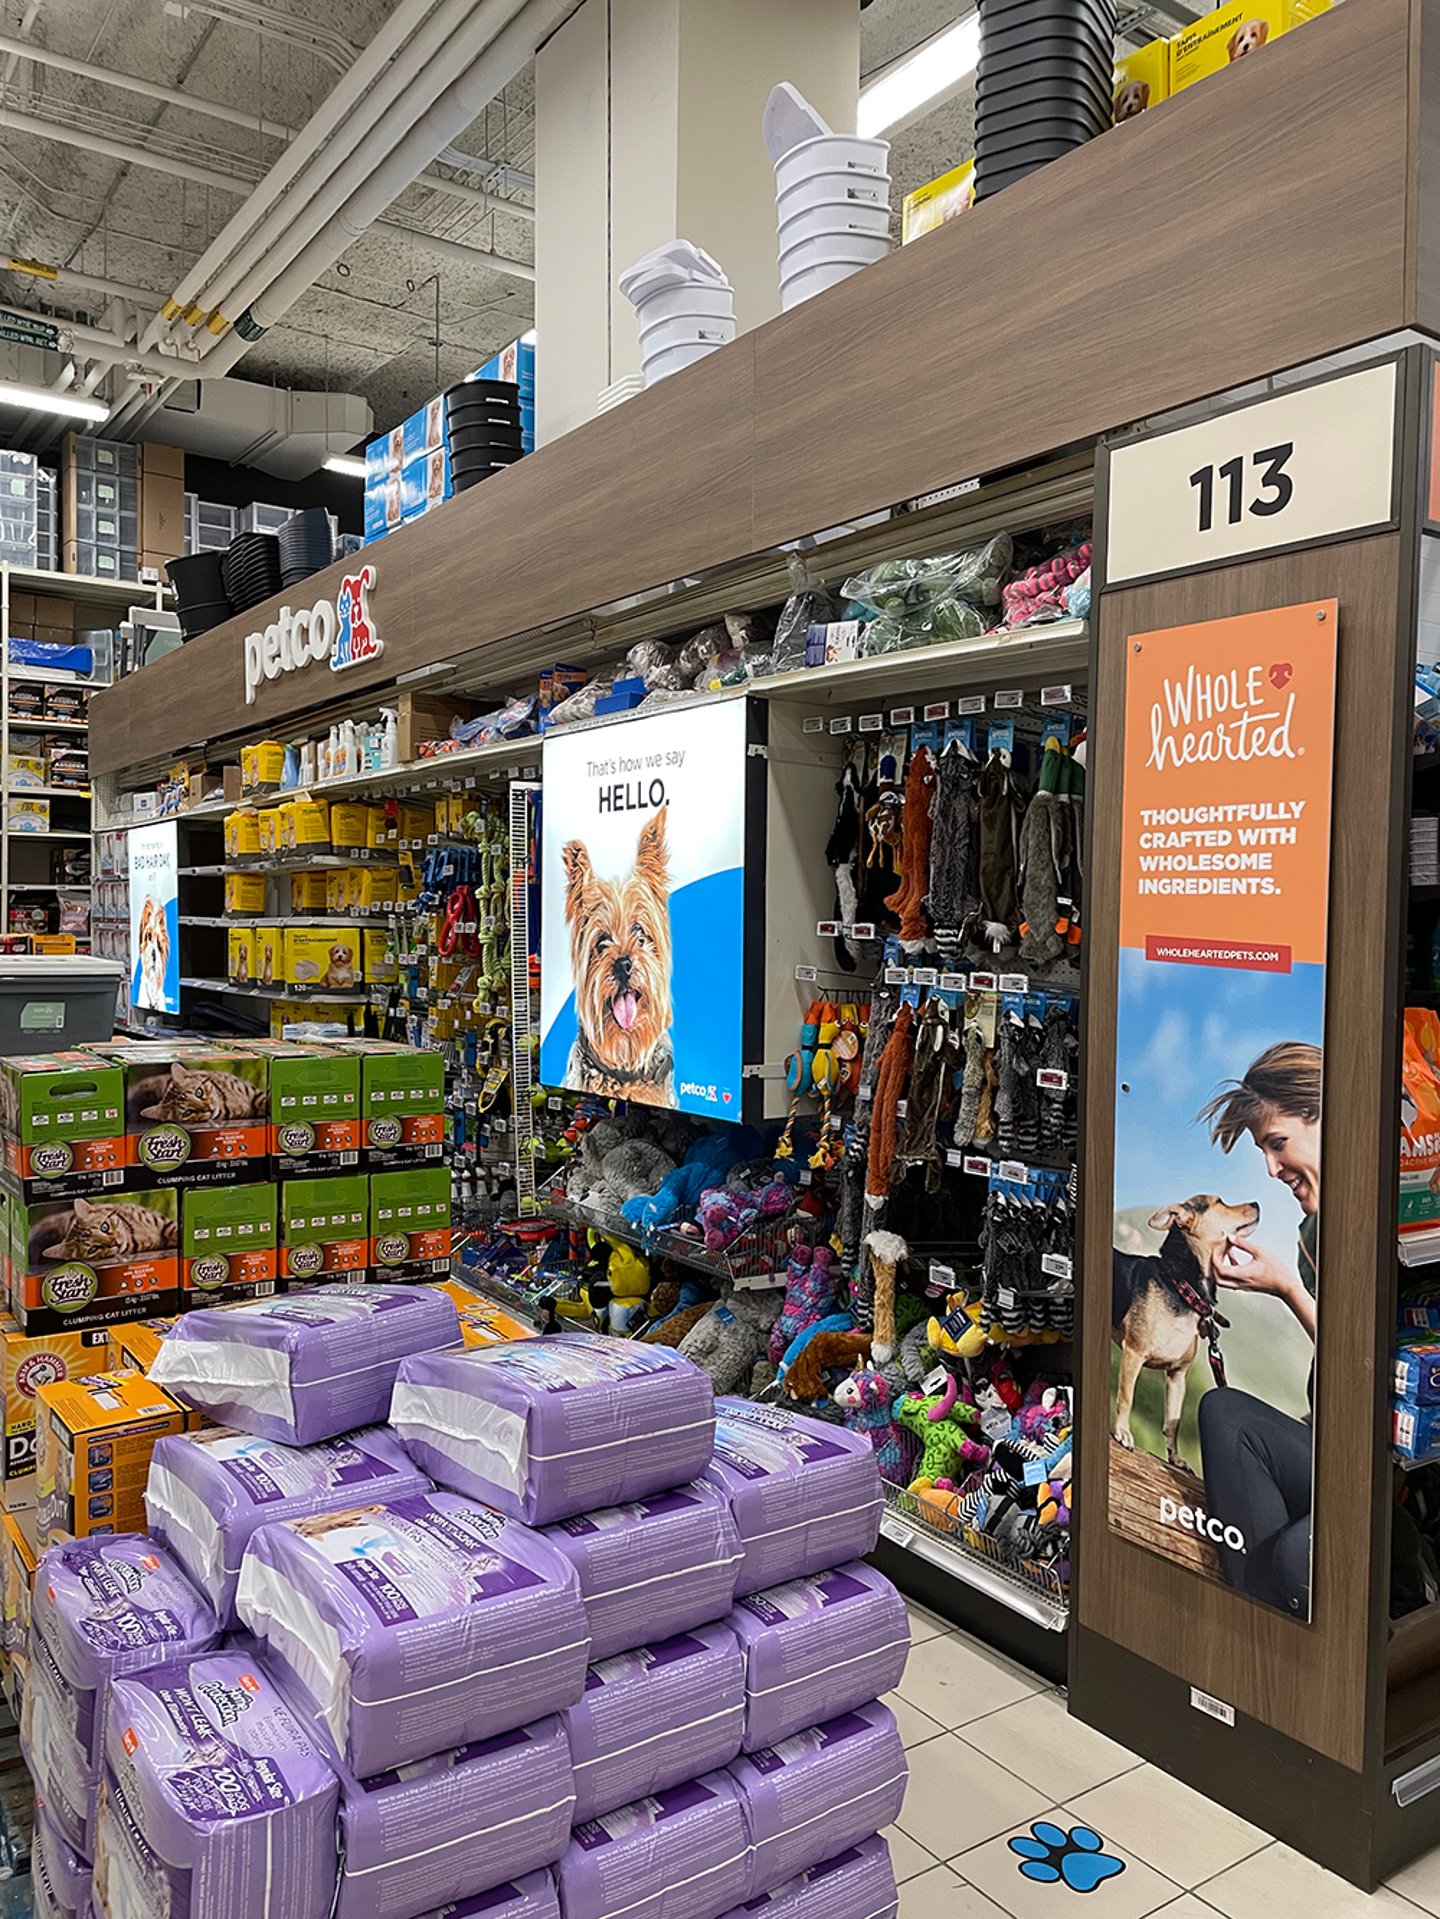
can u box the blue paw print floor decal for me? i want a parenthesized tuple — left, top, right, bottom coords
(1008, 1822, 1127, 1894)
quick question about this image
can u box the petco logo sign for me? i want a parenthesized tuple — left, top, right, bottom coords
(243, 564, 380, 705)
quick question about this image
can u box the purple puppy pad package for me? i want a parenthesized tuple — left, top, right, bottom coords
(391, 1332, 715, 1526)
(93, 1648, 339, 1919)
(236, 1490, 590, 1776)
(556, 1773, 751, 1919)
(728, 1562, 909, 1752)
(151, 1283, 461, 1445)
(564, 1623, 745, 1824)
(421, 1874, 561, 1919)
(726, 1703, 907, 1894)
(35, 1799, 92, 1919)
(719, 1836, 897, 1919)
(700, 1401, 881, 1597)
(543, 1482, 741, 1659)
(337, 1715, 574, 1919)
(23, 1630, 98, 1855)
(146, 1423, 432, 1626)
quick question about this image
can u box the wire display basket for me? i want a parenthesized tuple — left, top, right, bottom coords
(881, 1479, 1069, 1615)
(539, 1168, 816, 1288)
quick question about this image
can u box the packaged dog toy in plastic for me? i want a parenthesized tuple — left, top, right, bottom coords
(700, 1399, 882, 1596)
(563, 1623, 745, 1823)
(150, 1282, 461, 1444)
(236, 1490, 590, 1777)
(146, 1423, 433, 1625)
(391, 1332, 715, 1526)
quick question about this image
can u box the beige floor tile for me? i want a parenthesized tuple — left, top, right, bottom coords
(896, 1732, 1053, 1862)
(1147, 1901, 1233, 1917)
(1200, 1841, 1423, 1918)
(1067, 1766, 1269, 1889)
(958, 1690, 1143, 1804)
(1387, 1835, 1440, 1915)
(900, 1865, 1012, 1916)
(885, 1824, 940, 1885)
(894, 1628, 1046, 1729)
(885, 1689, 949, 1750)
(957, 1813, 1183, 1919)
(905, 1598, 954, 1644)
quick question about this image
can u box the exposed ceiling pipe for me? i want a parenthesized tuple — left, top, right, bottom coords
(0, 106, 534, 282)
(371, 223, 536, 281)
(207, 0, 572, 378)
(0, 34, 534, 223)
(175, 0, 533, 343)
(4, 253, 162, 308)
(177, 0, 356, 73)
(1, 0, 41, 84)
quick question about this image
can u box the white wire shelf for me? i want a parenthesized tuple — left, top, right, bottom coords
(879, 1487, 1069, 1633)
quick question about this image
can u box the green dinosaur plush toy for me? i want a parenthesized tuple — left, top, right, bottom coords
(895, 1379, 989, 1492)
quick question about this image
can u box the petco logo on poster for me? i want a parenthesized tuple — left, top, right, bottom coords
(243, 563, 381, 704)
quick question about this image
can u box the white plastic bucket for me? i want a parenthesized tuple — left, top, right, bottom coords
(619, 239, 728, 308)
(779, 229, 891, 277)
(780, 257, 874, 310)
(632, 282, 736, 327)
(774, 133, 890, 198)
(642, 338, 726, 384)
(637, 310, 737, 355)
(777, 198, 892, 249)
(775, 170, 892, 220)
(763, 82, 832, 165)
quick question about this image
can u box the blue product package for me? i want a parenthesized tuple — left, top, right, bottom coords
(8, 638, 94, 676)
(1395, 1399, 1440, 1459)
(1395, 1340, 1440, 1405)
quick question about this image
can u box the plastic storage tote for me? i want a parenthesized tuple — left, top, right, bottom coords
(0, 958, 122, 1050)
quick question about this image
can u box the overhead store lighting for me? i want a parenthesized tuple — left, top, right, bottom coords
(858, 11, 982, 138)
(0, 379, 109, 423)
(323, 454, 367, 478)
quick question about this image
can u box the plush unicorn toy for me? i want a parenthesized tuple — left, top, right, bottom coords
(834, 1367, 917, 1484)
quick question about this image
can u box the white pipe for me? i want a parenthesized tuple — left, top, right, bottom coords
(138, 0, 443, 351)
(182, 0, 526, 339)
(218, 0, 567, 364)
(0, 33, 534, 223)
(4, 254, 162, 308)
(2, 0, 40, 84)
(378, 224, 536, 280)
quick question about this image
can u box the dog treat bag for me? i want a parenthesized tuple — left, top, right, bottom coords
(542, 1481, 742, 1659)
(700, 1399, 882, 1596)
(391, 1332, 715, 1527)
(1402, 1008, 1440, 1233)
(94, 1648, 340, 1919)
(236, 1490, 590, 1777)
(554, 1772, 751, 1919)
(146, 1424, 433, 1627)
(336, 1716, 575, 1919)
(563, 1623, 745, 1824)
(727, 1562, 910, 1753)
(150, 1283, 461, 1444)
(726, 1702, 907, 1894)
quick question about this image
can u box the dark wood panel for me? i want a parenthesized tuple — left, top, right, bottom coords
(752, 0, 1412, 549)
(1077, 535, 1405, 1772)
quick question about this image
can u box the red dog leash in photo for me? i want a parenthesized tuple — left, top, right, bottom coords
(1171, 1273, 1230, 1388)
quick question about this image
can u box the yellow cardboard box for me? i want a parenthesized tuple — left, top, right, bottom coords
(257, 807, 283, 856)
(1113, 38, 1170, 120)
(227, 925, 256, 984)
(366, 805, 389, 850)
(290, 872, 328, 913)
(331, 802, 370, 849)
(283, 925, 362, 990)
(352, 866, 397, 912)
(363, 930, 396, 984)
(291, 798, 331, 851)
(35, 1369, 195, 1550)
(1170, 0, 1329, 93)
(223, 809, 261, 859)
(253, 924, 284, 987)
(326, 870, 350, 915)
(240, 740, 286, 790)
(269, 999, 359, 1038)
(106, 1316, 178, 1375)
(224, 872, 267, 915)
(428, 1280, 535, 1348)
(393, 801, 433, 848)
(901, 161, 975, 242)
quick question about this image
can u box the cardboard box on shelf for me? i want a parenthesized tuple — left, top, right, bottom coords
(290, 798, 331, 852)
(35, 1367, 195, 1550)
(2, 1508, 35, 1714)
(140, 443, 185, 573)
(8, 798, 48, 834)
(4, 1183, 180, 1334)
(224, 872, 267, 915)
(351, 866, 397, 912)
(0, 1316, 111, 1500)
(391, 800, 434, 848)
(268, 1000, 361, 1039)
(240, 740, 286, 792)
(253, 925, 283, 988)
(181, 1180, 278, 1301)
(86, 1041, 270, 1185)
(1113, 38, 1170, 121)
(330, 802, 370, 850)
(1169, 0, 1330, 93)
(428, 1279, 535, 1348)
(369, 1165, 452, 1281)
(289, 872, 328, 913)
(280, 1173, 369, 1282)
(363, 929, 396, 985)
(4, 755, 44, 789)
(268, 1045, 362, 1169)
(0, 1052, 125, 1199)
(901, 161, 975, 242)
(325, 1040, 444, 1164)
(227, 925, 257, 985)
(365, 805, 389, 851)
(257, 806, 284, 854)
(283, 924, 362, 992)
(106, 1315, 178, 1375)
(224, 808, 262, 860)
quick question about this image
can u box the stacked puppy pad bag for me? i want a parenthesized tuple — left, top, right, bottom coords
(391, 1342, 910, 1919)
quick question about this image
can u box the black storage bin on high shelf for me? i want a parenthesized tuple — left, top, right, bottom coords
(974, 0, 1116, 201)
(278, 505, 335, 588)
(164, 551, 232, 640)
(220, 532, 283, 615)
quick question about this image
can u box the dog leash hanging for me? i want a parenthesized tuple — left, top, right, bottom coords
(1171, 1274, 1230, 1387)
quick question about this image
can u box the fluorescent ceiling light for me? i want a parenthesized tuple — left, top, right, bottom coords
(0, 379, 109, 423)
(858, 11, 982, 138)
(323, 454, 366, 478)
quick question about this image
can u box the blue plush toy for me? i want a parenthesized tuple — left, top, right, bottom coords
(624, 1127, 764, 1234)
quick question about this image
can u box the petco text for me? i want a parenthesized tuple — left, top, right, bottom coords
(242, 564, 380, 705)
(1146, 661, 1296, 772)
(1159, 1494, 1245, 1554)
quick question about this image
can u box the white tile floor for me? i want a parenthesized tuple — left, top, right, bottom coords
(887, 1598, 1440, 1914)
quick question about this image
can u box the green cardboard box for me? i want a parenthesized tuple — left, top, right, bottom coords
(0, 1052, 126, 1200)
(280, 1174, 369, 1282)
(369, 1165, 453, 1280)
(181, 1181, 279, 1301)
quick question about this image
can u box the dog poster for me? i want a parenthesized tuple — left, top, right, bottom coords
(539, 700, 755, 1119)
(1109, 602, 1337, 1623)
(128, 820, 180, 1016)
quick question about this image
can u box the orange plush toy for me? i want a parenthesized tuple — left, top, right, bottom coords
(783, 1329, 873, 1403)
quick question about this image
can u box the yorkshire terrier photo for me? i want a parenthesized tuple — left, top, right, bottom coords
(563, 806, 675, 1104)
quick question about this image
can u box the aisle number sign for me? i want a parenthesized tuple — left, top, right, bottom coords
(1105, 360, 1397, 585)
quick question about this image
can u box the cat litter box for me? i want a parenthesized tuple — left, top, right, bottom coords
(0, 958, 122, 1051)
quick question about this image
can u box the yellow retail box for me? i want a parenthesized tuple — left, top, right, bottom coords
(364, 930, 396, 984)
(253, 924, 284, 987)
(283, 925, 361, 991)
(4, 756, 44, 790)
(8, 799, 48, 834)
(353, 866, 397, 912)
(901, 161, 974, 242)
(257, 807, 283, 856)
(1169, 0, 1329, 93)
(227, 925, 256, 985)
(0, 1319, 110, 1501)
(35, 1368, 195, 1550)
(269, 999, 360, 1038)
(331, 802, 370, 850)
(366, 805, 389, 850)
(428, 1279, 535, 1348)
(291, 798, 331, 852)
(106, 1315, 178, 1375)
(224, 871, 267, 915)
(289, 871, 328, 913)
(393, 801, 433, 849)
(240, 739, 286, 790)
(1114, 38, 1170, 120)
(223, 808, 261, 860)
(326, 870, 350, 914)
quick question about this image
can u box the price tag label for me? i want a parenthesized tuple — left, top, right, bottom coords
(945, 1148, 963, 1167)
(922, 1364, 952, 1395)
(928, 1262, 955, 1288)
(852, 922, 876, 940)
(816, 920, 840, 937)
(885, 966, 908, 985)
(1040, 684, 1072, 707)
(803, 717, 825, 735)
(923, 701, 950, 721)
(890, 705, 914, 726)
(998, 1159, 1029, 1182)
(798, 1168, 813, 1186)
(940, 972, 967, 991)
(912, 967, 938, 986)
(1042, 1253, 1074, 1281)
(895, 1099, 908, 1119)
(547, 1095, 562, 1110)
(971, 971, 998, 992)
(963, 1155, 990, 1176)
(829, 716, 853, 736)
(998, 973, 1028, 993)
(994, 689, 1024, 710)
(795, 964, 818, 982)
(859, 713, 884, 732)
(957, 695, 986, 716)
(1037, 1068, 1070, 1091)
(1105, 358, 1398, 584)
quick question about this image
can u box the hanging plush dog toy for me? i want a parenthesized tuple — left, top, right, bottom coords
(862, 1227, 909, 1365)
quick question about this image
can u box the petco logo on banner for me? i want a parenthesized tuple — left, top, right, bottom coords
(242, 564, 380, 705)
